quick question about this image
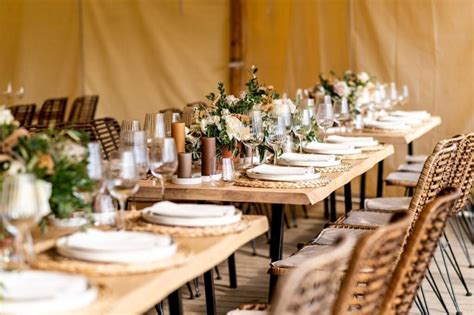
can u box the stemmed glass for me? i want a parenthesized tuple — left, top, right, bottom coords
(267, 115, 286, 165)
(106, 151, 139, 229)
(333, 98, 351, 133)
(1, 174, 40, 268)
(292, 109, 311, 153)
(73, 142, 104, 205)
(242, 110, 264, 167)
(316, 103, 334, 142)
(144, 113, 166, 143)
(149, 138, 179, 200)
(131, 131, 149, 179)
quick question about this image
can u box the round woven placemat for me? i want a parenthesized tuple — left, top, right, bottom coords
(30, 246, 190, 276)
(314, 163, 352, 173)
(125, 212, 250, 237)
(338, 153, 369, 160)
(362, 127, 409, 134)
(234, 175, 330, 189)
(360, 144, 385, 152)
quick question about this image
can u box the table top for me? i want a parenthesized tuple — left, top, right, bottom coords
(335, 116, 441, 145)
(31, 215, 268, 314)
(137, 145, 394, 205)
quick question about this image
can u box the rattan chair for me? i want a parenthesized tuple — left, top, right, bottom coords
(91, 117, 121, 160)
(68, 95, 99, 122)
(183, 102, 205, 127)
(55, 121, 98, 143)
(37, 97, 68, 126)
(8, 104, 36, 126)
(379, 187, 461, 315)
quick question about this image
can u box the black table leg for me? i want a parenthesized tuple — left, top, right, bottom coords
(168, 289, 183, 315)
(228, 253, 237, 288)
(324, 197, 329, 219)
(359, 173, 366, 209)
(330, 192, 337, 222)
(269, 204, 284, 301)
(204, 269, 217, 315)
(376, 160, 384, 197)
(408, 142, 414, 156)
(344, 182, 352, 214)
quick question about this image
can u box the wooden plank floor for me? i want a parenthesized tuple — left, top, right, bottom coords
(161, 201, 474, 315)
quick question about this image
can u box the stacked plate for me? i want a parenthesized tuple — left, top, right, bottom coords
(326, 135, 379, 148)
(0, 270, 97, 314)
(246, 164, 320, 182)
(390, 110, 431, 120)
(304, 142, 362, 155)
(142, 201, 242, 227)
(278, 152, 341, 167)
(56, 229, 177, 263)
(364, 119, 410, 130)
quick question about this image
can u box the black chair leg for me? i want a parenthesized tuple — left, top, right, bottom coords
(250, 239, 257, 256)
(302, 205, 309, 219)
(186, 282, 194, 299)
(324, 198, 329, 220)
(193, 278, 201, 298)
(214, 266, 221, 280)
(204, 269, 217, 315)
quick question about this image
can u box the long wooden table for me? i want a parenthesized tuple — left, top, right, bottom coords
(32, 215, 268, 315)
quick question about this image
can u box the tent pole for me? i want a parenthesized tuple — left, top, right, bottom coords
(230, 0, 243, 95)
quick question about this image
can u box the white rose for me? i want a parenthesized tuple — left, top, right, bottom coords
(357, 72, 370, 83)
(36, 179, 52, 217)
(239, 91, 247, 99)
(59, 141, 87, 163)
(225, 95, 239, 104)
(334, 81, 350, 97)
(7, 160, 26, 175)
(0, 106, 14, 125)
(224, 115, 243, 141)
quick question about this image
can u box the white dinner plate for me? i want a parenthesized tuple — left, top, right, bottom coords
(142, 209, 242, 227)
(171, 175, 202, 185)
(303, 147, 362, 155)
(246, 170, 321, 182)
(278, 158, 341, 167)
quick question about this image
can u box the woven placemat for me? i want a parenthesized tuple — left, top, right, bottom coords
(30, 246, 190, 276)
(125, 211, 250, 237)
(338, 153, 369, 160)
(234, 175, 330, 189)
(360, 144, 385, 152)
(314, 163, 352, 173)
(363, 127, 409, 134)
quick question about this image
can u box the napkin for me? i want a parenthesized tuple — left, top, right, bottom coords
(364, 120, 410, 130)
(279, 152, 336, 162)
(326, 135, 378, 147)
(249, 164, 313, 175)
(390, 110, 430, 119)
(305, 142, 354, 150)
(146, 200, 236, 218)
(378, 115, 422, 124)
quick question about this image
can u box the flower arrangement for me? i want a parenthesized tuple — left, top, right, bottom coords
(313, 70, 374, 116)
(186, 66, 280, 158)
(0, 106, 94, 219)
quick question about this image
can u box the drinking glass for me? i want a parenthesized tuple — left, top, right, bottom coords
(292, 109, 311, 153)
(121, 120, 141, 132)
(316, 103, 334, 142)
(333, 98, 351, 133)
(267, 115, 286, 165)
(73, 142, 104, 205)
(106, 151, 139, 228)
(149, 138, 179, 200)
(144, 113, 166, 143)
(242, 110, 264, 167)
(131, 131, 149, 179)
(1, 174, 40, 267)
(222, 158, 235, 184)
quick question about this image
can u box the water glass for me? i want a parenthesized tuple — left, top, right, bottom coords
(242, 110, 264, 167)
(131, 131, 149, 179)
(144, 113, 166, 143)
(222, 158, 235, 184)
(316, 103, 334, 142)
(267, 115, 286, 165)
(149, 138, 179, 200)
(334, 98, 351, 133)
(292, 109, 311, 153)
(121, 119, 141, 132)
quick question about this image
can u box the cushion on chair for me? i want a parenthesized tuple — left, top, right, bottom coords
(341, 211, 393, 226)
(397, 163, 424, 172)
(227, 310, 268, 315)
(405, 154, 428, 163)
(365, 197, 411, 211)
(385, 171, 420, 186)
(311, 227, 369, 246)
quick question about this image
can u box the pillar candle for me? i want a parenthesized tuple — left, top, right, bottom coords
(171, 122, 186, 153)
(201, 137, 216, 176)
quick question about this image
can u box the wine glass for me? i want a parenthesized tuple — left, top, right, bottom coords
(292, 109, 311, 153)
(242, 110, 264, 167)
(144, 113, 166, 143)
(334, 98, 351, 133)
(316, 103, 334, 142)
(121, 120, 141, 132)
(106, 151, 139, 229)
(149, 138, 178, 200)
(267, 115, 286, 165)
(1, 174, 40, 267)
(73, 142, 104, 205)
(131, 131, 149, 179)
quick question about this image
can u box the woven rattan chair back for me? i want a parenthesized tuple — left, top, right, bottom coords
(92, 117, 121, 160)
(183, 102, 205, 127)
(23, 124, 49, 135)
(68, 95, 99, 122)
(55, 121, 98, 143)
(8, 104, 36, 126)
(270, 236, 356, 315)
(380, 187, 461, 315)
(37, 97, 68, 126)
(331, 212, 412, 315)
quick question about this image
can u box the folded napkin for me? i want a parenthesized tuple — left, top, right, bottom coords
(249, 164, 313, 176)
(364, 120, 410, 130)
(305, 142, 354, 150)
(279, 152, 336, 162)
(378, 115, 422, 124)
(390, 110, 430, 118)
(146, 201, 236, 218)
(326, 135, 378, 147)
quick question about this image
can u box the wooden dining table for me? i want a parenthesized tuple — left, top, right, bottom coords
(31, 215, 269, 315)
(136, 144, 394, 295)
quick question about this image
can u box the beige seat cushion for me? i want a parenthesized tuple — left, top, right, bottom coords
(227, 310, 268, 315)
(397, 163, 424, 172)
(342, 211, 393, 226)
(365, 197, 411, 211)
(270, 244, 339, 271)
(405, 154, 428, 163)
(311, 227, 369, 246)
(386, 171, 420, 184)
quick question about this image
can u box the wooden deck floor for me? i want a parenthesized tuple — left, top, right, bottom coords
(162, 202, 474, 315)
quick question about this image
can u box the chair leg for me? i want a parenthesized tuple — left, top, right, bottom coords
(193, 278, 201, 298)
(214, 266, 222, 280)
(302, 205, 309, 219)
(441, 233, 472, 295)
(290, 206, 298, 228)
(204, 270, 217, 315)
(432, 253, 462, 314)
(426, 269, 450, 314)
(228, 253, 237, 288)
(186, 282, 194, 299)
(324, 198, 329, 220)
(155, 301, 164, 315)
(449, 217, 474, 267)
(284, 208, 291, 229)
(250, 239, 257, 256)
